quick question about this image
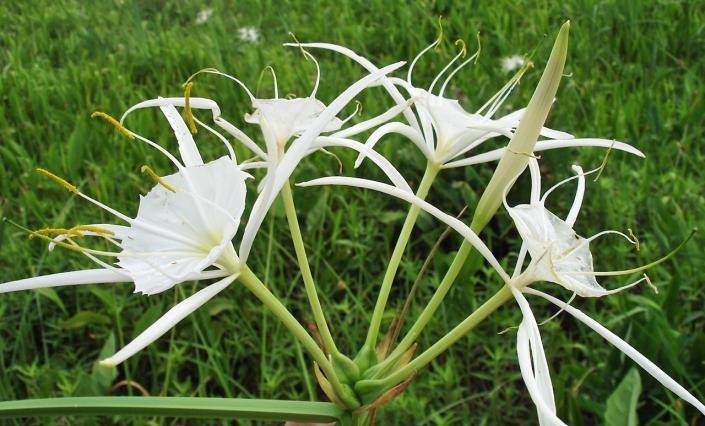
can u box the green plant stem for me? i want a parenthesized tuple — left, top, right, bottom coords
(281, 181, 338, 355)
(0, 397, 342, 422)
(358, 285, 513, 393)
(237, 267, 350, 405)
(362, 163, 440, 352)
(369, 240, 473, 377)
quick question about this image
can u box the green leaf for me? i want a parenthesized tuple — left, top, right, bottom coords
(59, 311, 112, 330)
(133, 304, 163, 336)
(0, 397, 343, 422)
(35, 288, 67, 315)
(604, 368, 641, 426)
(207, 298, 236, 316)
(305, 187, 329, 232)
(91, 333, 117, 393)
(89, 287, 118, 312)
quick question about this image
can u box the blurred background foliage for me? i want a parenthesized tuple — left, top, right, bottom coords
(0, 0, 703, 424)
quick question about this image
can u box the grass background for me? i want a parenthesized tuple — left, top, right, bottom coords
(1, 0, 703, 424)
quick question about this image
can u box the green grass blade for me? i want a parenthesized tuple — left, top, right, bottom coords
(0, 397, 343, 422)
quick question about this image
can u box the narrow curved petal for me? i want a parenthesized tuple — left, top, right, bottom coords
(331, 100, 413, 139)
(511, 287, 561, 425)
(443, 138, 644, 169)
(0, 269, 131, 293)
(298, 176, 509, 282)
(238, 61, 407, 264)
(120, 97, 222, 123)
(354, 122, 429, 167)
(565, 165, 585, 227)
(312, 136, 412, 192)
(100, 274, 237, 367)
(525, 288, 705, 416)
(213, 117, 268, 160)
(159, 103, 204, 167)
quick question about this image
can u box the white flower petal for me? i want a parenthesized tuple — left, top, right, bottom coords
(246, 97, 343, 144)
(298, 176, 509, 281)
(331, 100, 413, 140)
(100, 274, 237, 367)
(565, 165, 585, 227)
(158, 102, 204, 167)
(443, 138, 644, 169)
(354, 122, 429, 167)
(119, 157, 246, 294)
(511, 287, 560, 424)
(120, 97, 222, 124)
(525, 288, 705, 416)
(0, 269, 131, 293)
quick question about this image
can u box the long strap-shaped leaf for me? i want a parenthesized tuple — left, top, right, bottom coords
(0, 397, 342, 422)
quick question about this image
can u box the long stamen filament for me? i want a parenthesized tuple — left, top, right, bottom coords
(438, 33, 481, 96)
(593, 141, 615, 182)
(184, 68, 256, 102)
(429, 39, 467, 94)
(407, 18, 443, 85)
(570, 228, 697, 277)
(475, 62, 532, 117)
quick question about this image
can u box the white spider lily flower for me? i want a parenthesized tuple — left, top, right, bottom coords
(506, 163, 642, 297)
(506, 159, 705, 422)
(294, 41, 643, 170)
(1, 107, 249, 366)
(236, 61, 408, 263)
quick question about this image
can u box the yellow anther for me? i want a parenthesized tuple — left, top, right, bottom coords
(71, 225, 115, 236)
(593, 141, 615, 182)
(91, 111, 135, 139)
(474, 32, 482, 64)
(320, 148, 343, 174)
(30, 227, 83, 240)
(643, 274, 657, 294)
(627, 228, 640, 251)
(183, 82, 198, 134)
(287, 32, 307, 56)
(435, 16, 445, 47)
(36, 168, 79, 193)
(183, 68, 221, 86)
(140, 165, 176, 192)
(454, 39, 467, 58)
(353, 100, 363, 116)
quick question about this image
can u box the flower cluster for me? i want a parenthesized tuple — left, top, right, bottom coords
(2, 22, 702, 423)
